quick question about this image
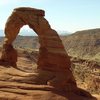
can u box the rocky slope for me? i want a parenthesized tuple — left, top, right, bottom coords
(18, 49, 100, 95)
(14, 35, 39, 49)
(71, 57, 100, 94)
(60, 29, 100, 95)
(0, 49, 98, 100)
(61, 28, 100, 61)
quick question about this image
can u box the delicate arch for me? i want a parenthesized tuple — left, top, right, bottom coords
(0, 7, 77, 91)
(1, 8, 95, 97)
(1, 7, 72, 72)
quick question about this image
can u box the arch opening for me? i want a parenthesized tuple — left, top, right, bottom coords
(14, 25, 39, 71)
(14, 25, 39, 49)
(19, 25, 38, 36)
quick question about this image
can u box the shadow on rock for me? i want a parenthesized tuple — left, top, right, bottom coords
(45, 88, 97, 100)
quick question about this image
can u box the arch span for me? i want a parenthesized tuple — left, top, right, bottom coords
(0, 7, 77, 89)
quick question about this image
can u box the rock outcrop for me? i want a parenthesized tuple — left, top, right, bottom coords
(0, 7, 96, 100)
(61, 29, 100, 60)
(2, 7, 71, 71)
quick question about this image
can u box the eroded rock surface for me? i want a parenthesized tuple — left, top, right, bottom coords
(0, 7, 76, 88)
(2, 7, 71, 72)
(0, 7, 97, 100)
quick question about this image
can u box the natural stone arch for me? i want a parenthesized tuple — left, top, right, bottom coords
(0, 7, 77, 90)
(0, 8, 96, 99)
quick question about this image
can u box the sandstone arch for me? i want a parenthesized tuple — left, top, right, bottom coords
(1, 7, 77, 90)
(0, 8, 96, 100)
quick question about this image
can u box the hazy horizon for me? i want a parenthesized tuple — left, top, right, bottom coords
(0, 0, 100, 35)
(0, 27, 72, 36)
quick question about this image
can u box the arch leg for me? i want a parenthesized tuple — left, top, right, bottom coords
(0, 11, 25, 66)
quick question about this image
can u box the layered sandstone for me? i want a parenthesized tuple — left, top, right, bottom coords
(0, 7, 95, 100)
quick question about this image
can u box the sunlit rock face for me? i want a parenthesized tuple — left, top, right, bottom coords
(0, 7, 77, 91)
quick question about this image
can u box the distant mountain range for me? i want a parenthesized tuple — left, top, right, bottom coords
(0, 29, 70, 36)
(0, 29, 36, 36)
(0, 30, 4, 36)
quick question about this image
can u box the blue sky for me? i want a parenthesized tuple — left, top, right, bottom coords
(0, 0, 100, 34)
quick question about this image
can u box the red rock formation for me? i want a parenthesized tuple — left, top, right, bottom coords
(0, 7, 96, 100)
(0, 7, 76, 91)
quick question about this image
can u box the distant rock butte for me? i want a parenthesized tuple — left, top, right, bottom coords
(0, 7, 96, 100)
